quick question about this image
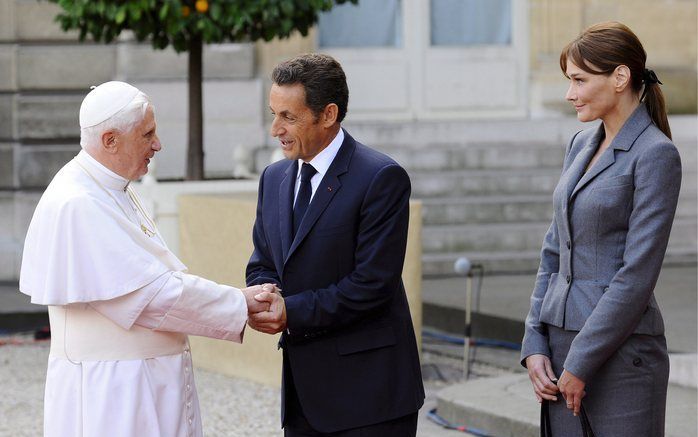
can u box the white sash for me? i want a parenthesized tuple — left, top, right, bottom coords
(49, 305, 188, 361)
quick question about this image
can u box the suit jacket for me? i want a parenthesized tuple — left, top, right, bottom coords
(246, 129, 425, 433)
(521, 104, 682, 382)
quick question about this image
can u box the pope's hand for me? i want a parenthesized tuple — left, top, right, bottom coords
(241, 284, 276, 314)
(248, 291, 286, 334)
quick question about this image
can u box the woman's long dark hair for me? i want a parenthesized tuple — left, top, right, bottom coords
(560, 21, 671, 140)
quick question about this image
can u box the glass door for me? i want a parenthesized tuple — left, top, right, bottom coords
(318, 0, 529, 121)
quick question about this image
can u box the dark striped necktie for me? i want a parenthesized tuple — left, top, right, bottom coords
(293, 162, 317, 237)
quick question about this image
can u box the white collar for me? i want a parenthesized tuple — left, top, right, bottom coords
(297, 128, 344, 180)
(76, 149, 130, 191)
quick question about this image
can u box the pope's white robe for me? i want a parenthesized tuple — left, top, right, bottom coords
(20, 150, 249, 437)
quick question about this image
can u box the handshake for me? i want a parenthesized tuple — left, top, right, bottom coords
(241, 284, 286, 335)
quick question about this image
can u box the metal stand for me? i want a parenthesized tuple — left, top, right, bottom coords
(454, 257, 473, 380)
(463, 274, 473, 380)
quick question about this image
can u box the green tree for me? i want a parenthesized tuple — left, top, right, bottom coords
(49, 0, 356, 180)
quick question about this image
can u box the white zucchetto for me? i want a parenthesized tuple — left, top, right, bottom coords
(79, 81, 140, 129)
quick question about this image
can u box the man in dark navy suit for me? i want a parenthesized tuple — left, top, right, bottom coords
(246, 53, 424, 436)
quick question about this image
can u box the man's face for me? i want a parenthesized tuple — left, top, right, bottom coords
(114, 106, 161, 180)
(269, 83, 327, 162)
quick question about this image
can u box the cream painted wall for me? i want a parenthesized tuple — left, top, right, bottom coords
(179, 194, 422, 387)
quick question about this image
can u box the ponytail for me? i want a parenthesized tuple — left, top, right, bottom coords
(642, 71, 672, 140)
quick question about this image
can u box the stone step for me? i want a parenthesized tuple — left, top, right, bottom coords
(0, 283, 47, 332)
(423, 218, 697, 254)
(677, 191, 698, 218)
(423, 222, 550, 253)
(257, 141, 695, 176)
(436, 373, 697, 437)
(669, 354, 698, 389)
(421, 246, 698, 277)
(411, 168, 697, 201)
(422, 250, 543, 276)
(409, 168, 562, 198)
(421, 195, 553, 225)
(255, 142, 566, 174)
(376, 142, 565, 172)
(421, 191, 697, 226)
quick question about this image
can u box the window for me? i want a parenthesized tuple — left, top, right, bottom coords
(430, 0, 511, 46)
(318, 0, 402, 48)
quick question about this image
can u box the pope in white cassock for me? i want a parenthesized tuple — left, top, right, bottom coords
(19, 81, 274, 437)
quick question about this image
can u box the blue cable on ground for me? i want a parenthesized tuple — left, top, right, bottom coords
(473, 337, 521, 351)
(426, 408, 494, 436)
(422, 328, 517, 436)
(422, 329, 522, 351)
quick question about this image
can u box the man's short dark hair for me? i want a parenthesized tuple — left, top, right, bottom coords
(271, 53, 349, 123)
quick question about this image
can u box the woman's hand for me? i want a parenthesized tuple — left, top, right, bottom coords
(558, 369, 586, 416)
(525, 354, 559, 403)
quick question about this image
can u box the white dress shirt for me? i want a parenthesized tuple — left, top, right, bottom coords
(293, 128, 344, 206)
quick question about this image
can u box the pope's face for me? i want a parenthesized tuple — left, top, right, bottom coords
(269, 83, 327, 162)
(115, 106, 161, 180)
(565, 60, 617, 123)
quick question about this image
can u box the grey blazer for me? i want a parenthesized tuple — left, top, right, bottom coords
(521, 104, 682, 382)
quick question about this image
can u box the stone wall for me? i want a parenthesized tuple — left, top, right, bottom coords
(1, 0, 696, 281)
(529, 0, 698, 116)
(0, 0, 265, 186)
(0, 0, 265, 280)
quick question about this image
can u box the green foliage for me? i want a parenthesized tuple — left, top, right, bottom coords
(48, 0, 358, 53)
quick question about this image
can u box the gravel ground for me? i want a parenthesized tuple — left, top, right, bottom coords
(1, 340, 47, 437)
(0, 334, 518, 437)
(0, 336, 281, 437)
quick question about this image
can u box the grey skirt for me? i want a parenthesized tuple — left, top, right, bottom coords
(546, 325, 669, 437)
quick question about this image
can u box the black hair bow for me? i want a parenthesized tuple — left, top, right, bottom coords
(643, 68, 662, 85)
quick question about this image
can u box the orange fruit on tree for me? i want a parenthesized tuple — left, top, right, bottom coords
(195, 0, 208, 13)
(181, 5, 191, 17)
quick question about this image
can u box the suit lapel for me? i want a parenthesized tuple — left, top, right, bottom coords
(570, 140, 615, 198)
(570, 104, 652, 199)
(279, 160, 297, 263)
(285, 132, 354, 264)
(564, 127, 601, 201)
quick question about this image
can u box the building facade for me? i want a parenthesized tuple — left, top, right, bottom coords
(0, 0, 695, 279)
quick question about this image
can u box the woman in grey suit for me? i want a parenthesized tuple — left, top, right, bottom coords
(521, 22, 681, 436)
